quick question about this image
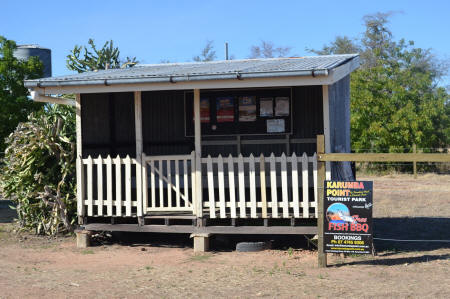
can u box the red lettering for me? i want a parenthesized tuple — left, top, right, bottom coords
(362, 224, 369, 233)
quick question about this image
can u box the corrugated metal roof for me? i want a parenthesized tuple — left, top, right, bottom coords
(25, 54, 358, 88)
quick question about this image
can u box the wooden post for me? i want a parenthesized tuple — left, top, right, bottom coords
(413, 143, 417, 179)
(322, 85, 331, 180)
(134, 91, 143, 217)
(193, 89, 203, 219)
(260, 154, 267, 218)
(194, 89, 201, 157)
(75, 94, 85, 224)
(237, 135, 241, 155)
(317, 135, 327, 268)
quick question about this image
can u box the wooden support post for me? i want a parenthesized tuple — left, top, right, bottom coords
(237, 135, 241, 155)
(286, 134, 291, 156)
(317, 134, 327, 268)
(134, 91, 143, 217)
(75, 94, 85, 224)
(193, 89, 203, 219)
(191, 233, 210, 252)
(75, 230, 92, 248)
(194, 89, 201, 157)
(413, 143, 417, 179)
(322, 85, 331, 180)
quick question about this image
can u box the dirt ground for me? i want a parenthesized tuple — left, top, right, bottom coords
(0, 174, 449, 298)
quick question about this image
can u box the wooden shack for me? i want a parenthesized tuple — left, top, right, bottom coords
(25, 54, 359, 251)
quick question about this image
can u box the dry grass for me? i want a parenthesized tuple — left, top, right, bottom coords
(0, 174, 449, 298)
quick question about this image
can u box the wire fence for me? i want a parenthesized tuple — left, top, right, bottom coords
(350, 147, 450, 175)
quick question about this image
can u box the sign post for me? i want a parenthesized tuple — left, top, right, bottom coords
(317, 135, 327, 267)
(323, 181, 373, 254)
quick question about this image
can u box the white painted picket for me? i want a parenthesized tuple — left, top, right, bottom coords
(77, 152, 318, 219)
(201, 152, 318, 219)
(79, 155, 141, 217)
(142, 153, 194, 213)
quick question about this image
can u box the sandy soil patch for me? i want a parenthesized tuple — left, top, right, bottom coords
(0, 174, 449, 298)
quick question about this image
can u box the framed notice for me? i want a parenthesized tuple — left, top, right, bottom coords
(192, 98, 210, 123)
(239, 96, 256, 122)
(275, 97, 289, 116)
(184, 88, 292, 136)
(324, 181, 373, 254)
(266, 119, 285, 133)
(199, 98, 210, 123)
(259, 97, 273, 117)
(216, 97, 234, 123)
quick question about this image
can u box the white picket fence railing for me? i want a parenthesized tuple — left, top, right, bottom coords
(77, 152, 318, 219)
(201, 153, 317, 219)
(142, 153, 195, 212)
(77, 155, 140, 217)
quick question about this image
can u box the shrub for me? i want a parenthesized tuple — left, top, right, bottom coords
(0, 104, 76, 234)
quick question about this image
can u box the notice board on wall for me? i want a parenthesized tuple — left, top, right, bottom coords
(184, 88, 292, 136)
(323, 181, 373, 254)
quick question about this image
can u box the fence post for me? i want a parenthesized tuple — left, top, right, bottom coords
(317, 135, 327, 268)
(413, 144, 417, 179)
(195, 152, 203, 219)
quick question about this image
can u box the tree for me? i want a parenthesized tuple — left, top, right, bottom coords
(0, 36, 43, 155)
(249, 40, 292, 58)
(309, 13, 449, 153)
(0, 105, 76, 234)
(193, 40, 216, 62)
(307, 36, 360, 56)
(1, 39, 139, 235)
(66, 39, 137, 73)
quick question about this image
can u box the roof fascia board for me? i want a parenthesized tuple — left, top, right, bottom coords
(31, 91, 76, 106)
(328, 56, 360, 83)
(29, 57, 359, 95)
(31, 75, 337, 95)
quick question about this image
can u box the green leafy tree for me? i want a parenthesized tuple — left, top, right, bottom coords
(309, 13, 449, 153)
(193, 40, 217, 62)
(307, 36, 360, 56)
(249, 40, 292, 58)
(1, 39, 139, 234)
(67, 39, 137, 73)
(0, 36, 43, 155)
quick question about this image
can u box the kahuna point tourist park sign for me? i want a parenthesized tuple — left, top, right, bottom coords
(323, 181, 373, 254)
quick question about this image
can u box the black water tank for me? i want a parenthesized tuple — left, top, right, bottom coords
(13, 45, 52, 78)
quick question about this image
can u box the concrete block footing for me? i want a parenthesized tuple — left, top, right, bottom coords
(190, 233, 211, 252)
(75, 230, 92, 248)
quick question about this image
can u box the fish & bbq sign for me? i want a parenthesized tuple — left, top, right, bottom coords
(323, 181, 373, 254)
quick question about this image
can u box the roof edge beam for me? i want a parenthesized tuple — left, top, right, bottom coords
(31, 91, 76, 106)
(27, 75, 337, 95)
(25, 69, 329, 89)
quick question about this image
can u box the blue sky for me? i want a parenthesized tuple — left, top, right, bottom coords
(2, 0, 449, 86)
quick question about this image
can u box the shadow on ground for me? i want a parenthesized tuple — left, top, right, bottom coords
(0, 200, 16, 223)
(91, 231, 315, 252)
(89, 217, 450, 253)
(333, 253, 450, 267)
(3, 199, 449, 254)
(374, 217, 450, 252)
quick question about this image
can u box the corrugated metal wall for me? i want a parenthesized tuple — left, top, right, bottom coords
(328, 75, 351, 153)
(291, 85, 324, 155)
(81, 86, 324, 158)
(81, 92, 136, 158)
(142, 90, 193, 155)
